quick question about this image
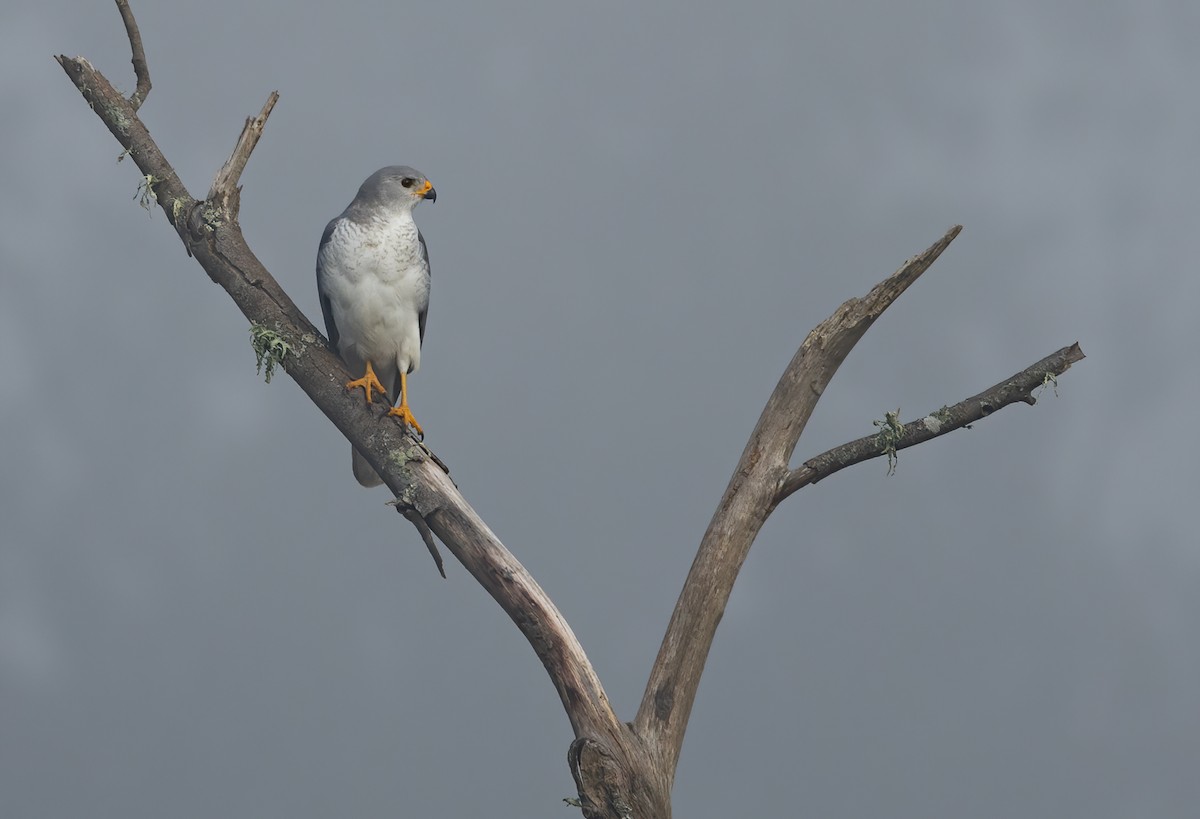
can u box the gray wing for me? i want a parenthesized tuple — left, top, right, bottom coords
(316, 218, 340, 351)
(417, 229, 430, 344)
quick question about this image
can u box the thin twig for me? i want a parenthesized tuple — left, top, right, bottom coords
(115, 0, 151, 110)
(208, 92, 280, 218)
(392, 505, 447, 578)
(777, 342, 1086, 501)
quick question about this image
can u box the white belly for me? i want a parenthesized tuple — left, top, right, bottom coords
(320, 215, 429, 377)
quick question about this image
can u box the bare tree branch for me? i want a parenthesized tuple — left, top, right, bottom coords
(56, 3, 625, 774)
(208, 92, 279, 217)
(55, 54, 189, 229)
(635, 227, 963, 779)
(778, 343, 1086, 500)
(59, 5, 1085, 817)
(115, 0, 150, 110)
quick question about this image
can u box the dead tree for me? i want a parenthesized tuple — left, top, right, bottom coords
(57, 4, 1084, 816)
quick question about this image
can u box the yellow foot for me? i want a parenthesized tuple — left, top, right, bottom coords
(346, 361, 389, 404)
(388, 403, 424, 438)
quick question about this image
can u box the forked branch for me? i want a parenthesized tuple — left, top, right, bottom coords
(635, 226, 968, 779)
(60, 4, 1085, 817)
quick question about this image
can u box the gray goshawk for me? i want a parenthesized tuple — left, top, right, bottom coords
(316, 166, 436, 487)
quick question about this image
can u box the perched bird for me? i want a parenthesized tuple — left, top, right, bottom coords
(316, 166, 436, 487)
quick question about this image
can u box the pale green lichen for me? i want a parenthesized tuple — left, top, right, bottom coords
(387, 449, 415, 472)
(134, 174, 158, 215)
(1036, 372, 1060, 399)
(873, 408, 905, 476)
(104, 103, 132, 137)
(282, 332, 318, 359)
(201, 203, 225, 230)
(249, 324, 290, 383)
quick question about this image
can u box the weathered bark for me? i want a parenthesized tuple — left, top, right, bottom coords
(57, 5, 1084, 816)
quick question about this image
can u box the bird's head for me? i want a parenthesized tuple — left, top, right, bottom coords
(356, 165, 437, 211)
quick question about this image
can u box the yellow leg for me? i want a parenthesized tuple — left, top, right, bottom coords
(345, 360, 389, 404)
(387, 369, 423, 436)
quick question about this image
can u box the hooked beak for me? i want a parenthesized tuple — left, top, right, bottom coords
(419, 179, 437, 202)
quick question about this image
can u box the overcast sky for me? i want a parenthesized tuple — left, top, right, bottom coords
(3, 1, 1198, 817)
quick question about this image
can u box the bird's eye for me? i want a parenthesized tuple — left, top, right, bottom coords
(401, 178, 414, 188)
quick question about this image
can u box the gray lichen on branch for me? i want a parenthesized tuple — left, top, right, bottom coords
(133, 173, 158, 213)
(249, 324, 291, 384)
(873, 408, 905, 476)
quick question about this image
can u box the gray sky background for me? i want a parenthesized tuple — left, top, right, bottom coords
(3, 1, 1197, 816)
